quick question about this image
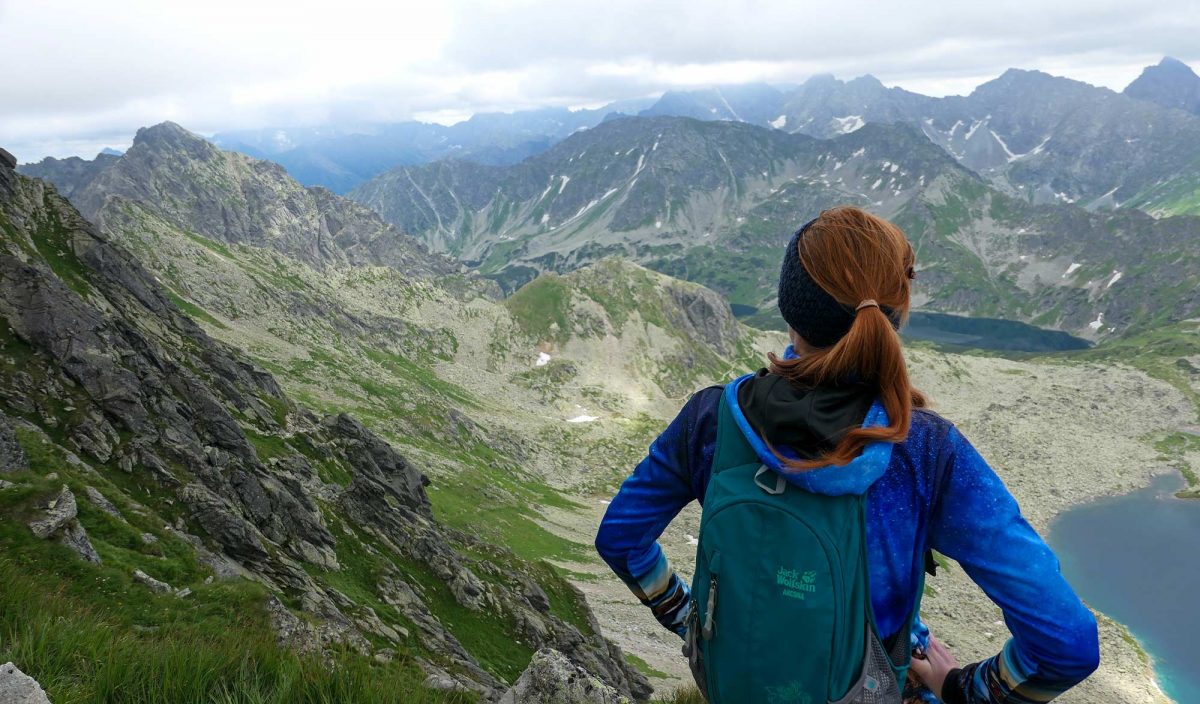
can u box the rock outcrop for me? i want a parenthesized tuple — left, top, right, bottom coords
(0, 160, 649, 700)
(0, 662, 51, 704)
(27, 485, 101, 563)
(500, 649, 631, 704)
(0, 410, 27, 472)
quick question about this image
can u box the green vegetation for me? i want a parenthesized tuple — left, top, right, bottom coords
(1153, 431, 1200, 498)
(625, 652, 670, 679)
(165, 289, 229, 330)
(28, 195, 95, 299)
(505, 274, 574, 343)
(0, 467, 468, 704)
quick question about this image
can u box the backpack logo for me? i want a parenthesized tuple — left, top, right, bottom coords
(776, 567, 819, 600)
(765, 681, 814, 704)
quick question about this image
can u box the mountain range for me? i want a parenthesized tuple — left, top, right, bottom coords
(184, 57, 1200, 220)
(5, 90, 1199, 701)
(209, 100, 655, 194)
(347, 113, 1200, 339)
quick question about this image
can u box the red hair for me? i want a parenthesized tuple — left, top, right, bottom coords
(768, 206, 927, 470)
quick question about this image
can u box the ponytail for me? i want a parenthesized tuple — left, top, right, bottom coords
(768, 206, 927, 471)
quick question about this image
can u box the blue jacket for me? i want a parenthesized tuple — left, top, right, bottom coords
(595, 363, 1100, 703)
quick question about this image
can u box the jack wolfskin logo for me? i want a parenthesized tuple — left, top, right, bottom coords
(776, 567, 818, 600)
(765, 681, 813, 704)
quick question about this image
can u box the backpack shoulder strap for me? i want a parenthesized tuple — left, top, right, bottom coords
(711, 381, 759, 475)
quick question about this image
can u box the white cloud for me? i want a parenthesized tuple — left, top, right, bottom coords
(2, 0, 1198, 160)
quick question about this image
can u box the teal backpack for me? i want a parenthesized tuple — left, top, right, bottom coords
(683, 393, 924, 704)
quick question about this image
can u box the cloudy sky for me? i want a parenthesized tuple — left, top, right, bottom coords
(3, 0, 1198, 161)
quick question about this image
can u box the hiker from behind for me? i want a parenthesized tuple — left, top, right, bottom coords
(594, 206, 1100, 703)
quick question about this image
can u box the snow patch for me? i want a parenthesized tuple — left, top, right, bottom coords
(871, 178, 883, 190)
(686, 534, 699, 546)
(567, 415, 598, 423)
(963, 118, 987, 141)
(851, 148, 866, 158)
(558, 175, 571, 194)
(832, 115, 865, 133)
(655, 220, 662, 229)
(536, 352, 551, 367)
(1088, 313, 1104, 331)
(1063, 263, 1081, 278)
(990, 130, 1018, 161)
(770, 115, 788, 129)
(1107, 271, 1123, 288)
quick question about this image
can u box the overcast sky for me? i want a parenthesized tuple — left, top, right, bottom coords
(3, 0, 1198, 161)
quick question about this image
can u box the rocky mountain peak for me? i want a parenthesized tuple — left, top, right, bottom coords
(846, 74, 885, 89)
(131, 121, 212, 153)
(1123, 56, 1200, 115)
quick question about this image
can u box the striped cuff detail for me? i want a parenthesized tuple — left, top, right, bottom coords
(641, 572, 691, 638)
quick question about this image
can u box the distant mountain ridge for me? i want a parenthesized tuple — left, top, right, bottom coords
(638, 64, 1200, 217)
(351, 114, 1200, 339)
(210, 100, 655, 193)
(25, 58, 1200, 218)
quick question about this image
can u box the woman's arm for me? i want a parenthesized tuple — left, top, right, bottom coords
(594, 393, 708, 637)
(928, 426, 1100, 704)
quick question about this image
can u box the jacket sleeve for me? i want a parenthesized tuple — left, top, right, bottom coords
(594, 395, 700, 638)
(929, 426, 1100, 704)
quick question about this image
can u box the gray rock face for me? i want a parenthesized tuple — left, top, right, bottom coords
(0, 148, 16, 170)
(17, 152, 119, 199)
(0, 411, 27, 472)
(31, 122, 465, 281)
(84, 485, 123, 520)
(0, 663, 51, 704)
(1124, 57, 1200, 116)
(500, 649, 631, 704)
(1, 161, 648, 700)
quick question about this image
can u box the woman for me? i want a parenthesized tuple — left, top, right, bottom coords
(595, 207, 1100, 703)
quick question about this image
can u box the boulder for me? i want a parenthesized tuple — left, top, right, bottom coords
(28, 486, 77, 539)
(0, 662, 51, 703)
(27, 486, 102, 564)
(60, 521, 101, 564)
(132, 569, 173, 594)
(500, 649, 631, 704)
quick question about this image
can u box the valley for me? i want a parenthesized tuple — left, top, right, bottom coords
(5, 57, 1200, 703)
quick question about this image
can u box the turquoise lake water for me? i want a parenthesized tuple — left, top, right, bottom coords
(1048, 472, 1200, 702)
